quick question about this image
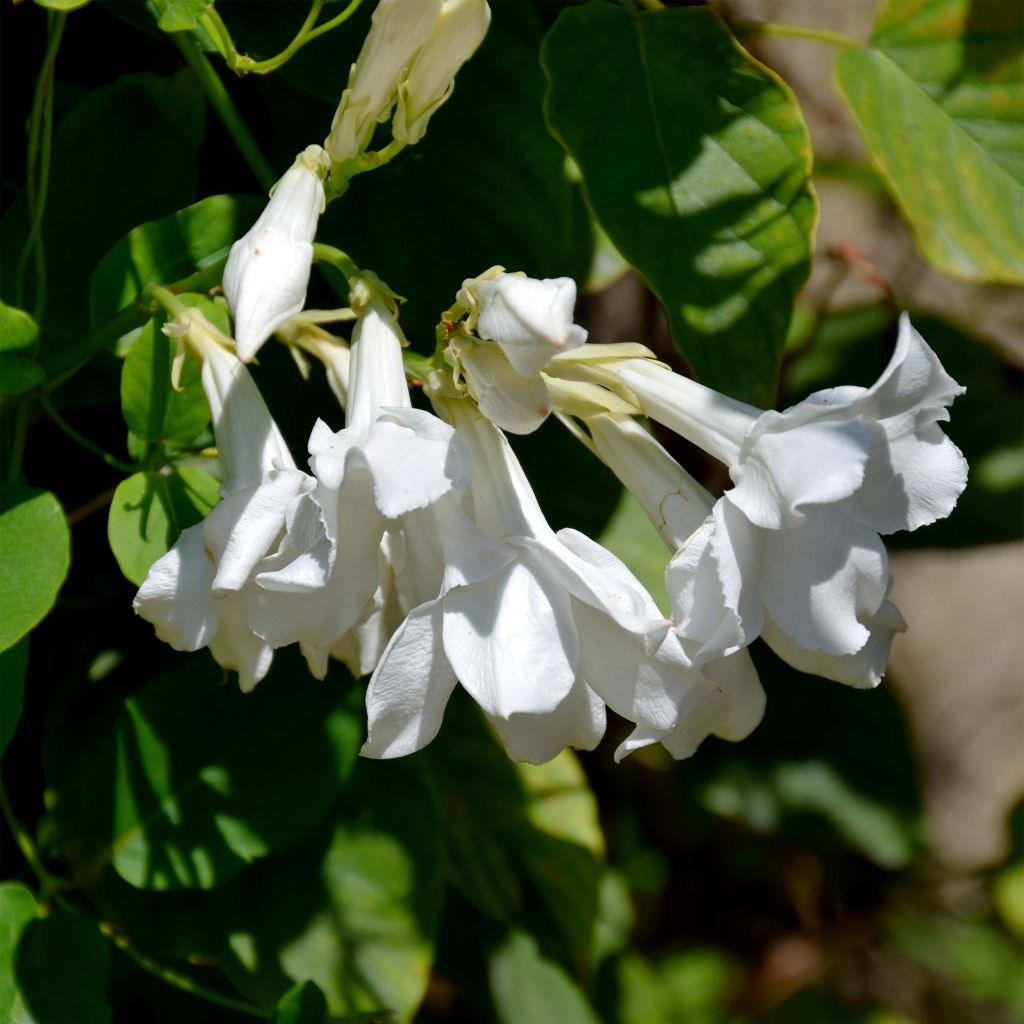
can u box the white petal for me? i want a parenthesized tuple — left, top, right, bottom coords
(758, 510, 890, 657)
(208, 597, 274, 693)
(361, 598, 459, 758)
(761, 598, 906, 689)
(206, 470, 313, 592)
(732, 416, 870, 529)
(344, 297, 411, 433)
(442, 562, 578, 718)
(460, 342, 552, 435)
(474, 274, 587, 376)
(485, 677, 605, 764)
(706, 500, 766, 650)
(134, 523, 217, 651)
(666, 517, 747, 663)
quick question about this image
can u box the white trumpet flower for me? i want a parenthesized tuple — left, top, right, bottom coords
(223, 146, 329, 363)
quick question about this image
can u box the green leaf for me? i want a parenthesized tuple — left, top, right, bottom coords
(107, 468, 220, 586)
(146, 758, 443, 1021)
(0, 640, 28, 756)
(543, 2, 816, 404)
(0, 883, 38, 1024)
(119, 298, 215, 446)
(0, 485, 70, 653)
(90, 194, 260, 350)
(153, 0, 214, 32)
(2, 72, 205, 342)
(489, 931, 601, 1024)
(429, 696, 604, 968)
(0, 302, 39, 355)
(272, 981, 329, 1024)
(14, 907, 112, 1024)
(57, 654, 362, 890)
(835, 0, 1024, 284)
(0, 356, 45, 396)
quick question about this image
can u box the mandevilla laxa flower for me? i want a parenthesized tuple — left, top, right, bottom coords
(134, 309, 317, 691)
(362, 397, 765, 764)
(223, 145, 330, 363)
(551, 314, 968, 688)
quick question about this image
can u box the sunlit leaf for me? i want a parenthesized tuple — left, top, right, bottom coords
(0, 485, 70, 652)
(107, 468, 221, 586)
(835, 0, 1024, 283)
(543, 2, 816, 404)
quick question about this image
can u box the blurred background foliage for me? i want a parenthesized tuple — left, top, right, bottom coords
(1, 0, 1021, 1022)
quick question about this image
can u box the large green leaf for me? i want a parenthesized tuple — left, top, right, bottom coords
(115, 759, 444, 1021)
(90, 194, 261, 347)
(0, 485, 70, 652)
(107, 467, 221, 586)
(56, 655, 362, 890)
(1, 72, 205, 340)
(11, 903, 112, 1024)
(543, 2, 816, 404)
(0, 302, 38, 356)
(835, 0, 1024, 284)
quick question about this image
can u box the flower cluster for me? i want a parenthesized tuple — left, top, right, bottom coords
(133, 0, 967, 766)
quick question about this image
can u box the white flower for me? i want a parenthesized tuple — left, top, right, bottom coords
(247, 278, 492, 679)
(362, 400, 757, 764)
(393, 0, 491, 146)
(595, 314, 966, 688)
(442, 269, 590, 434)
(466, 270, 588, 376)
(134, 311, 318, 691)
(325, 0, 442, 164)
(223, 146, 329, 363)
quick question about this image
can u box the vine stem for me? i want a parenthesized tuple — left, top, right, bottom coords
(312, 243, 361, 282)
(38, 396, 136, 474)
(172, 32, 276, 191)
(0, 778, 66, 898)
(234, 0, 324, 74)
(15, 11, 66, 320)
(730, 19, 860, 50)
(300, 0, 364, 46)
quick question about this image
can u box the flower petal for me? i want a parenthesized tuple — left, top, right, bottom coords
(484, 677, 605, 764)
(361, 598, 459, 758)
(442, 562, 578, 718)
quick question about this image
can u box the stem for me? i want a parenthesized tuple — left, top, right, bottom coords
(0, 778, 67, 897)
(197, 7, 240, 68)
(235, 0, 323, 74)
(301, 0, 363, 45)
(328, 138, 408, 195)
(6, 403, 29, 483)
(149, 286, 189, 319)
(312, 243, 361, 281)
(172, 33, 276, 191)
(730, 19, 860, 50)
(39, 396, 136, 474)
(15, 11, 66, 319)
(109, 938, 271, 1018)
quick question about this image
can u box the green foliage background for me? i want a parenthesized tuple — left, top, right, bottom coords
(1, 1, 1021, 1022)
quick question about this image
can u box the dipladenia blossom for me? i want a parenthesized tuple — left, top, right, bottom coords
(223, 145, 329, 363)
(134, 310, 317, 691)
(561, 315, 967, 688)
(362, 398, 763, 764)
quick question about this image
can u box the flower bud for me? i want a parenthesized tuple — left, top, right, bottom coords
(393, 0, 491, 146)
(223, 145, 329, 363)
(466, 271, 588, 377)
(325, 0, 442, 164)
